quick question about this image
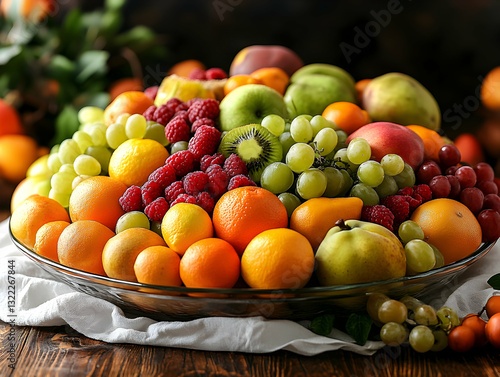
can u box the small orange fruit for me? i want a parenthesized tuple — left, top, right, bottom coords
(10, 194, 71, 249)
(0, 134, 45, 183)
(33, 220, 70, 262)
(407, 125, 446, 162)
(104, 91, 154, 126)
(453, 133, 485, 167)
(250, 67, 289, 95)
(102, 227, 167, 282)
(241, 228, 315, 289)
(481, 67, 500, 110)
(355, 78, 372, 103)
(212, 186, 288, 255)
(57, 220, 115, 276)
(109, 78, 144, 101)
(322, 101, 370, 135)
(133, 245, 182, 287)
(108, 138, 169, 187)
(168, 59, 206, 77)
(0, 98, 24, 136)
(179, 238, 240, 289)
(410, 198, 482, 265)
(223, 74, 262, 96)
(69, 176, 127, 231)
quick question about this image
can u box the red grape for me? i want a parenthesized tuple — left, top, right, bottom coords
(459, 187, 484, 215)
(455, 166, 477, 188)
(477, 209, 500, 242)
(445, 165, 459, 175)
(417, 160, 442, 184)
(474, 162, 495, 182)
(429, 175, 451, 198)
(446, 175, 461, 199)
(477, 180, 499, 196)
(439, 144, 461, 168)
(483, 193, 500, 213)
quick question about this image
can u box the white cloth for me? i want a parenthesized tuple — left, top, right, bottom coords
(0, 218, 498, 356)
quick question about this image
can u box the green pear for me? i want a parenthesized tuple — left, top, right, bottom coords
(315, 219, 406, 286)
(284, 74, 356, 118)
(362, 72, 441, 131)
(290, 63, 357, 95)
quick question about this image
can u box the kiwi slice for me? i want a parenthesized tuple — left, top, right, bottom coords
(218, 123, 283, 183)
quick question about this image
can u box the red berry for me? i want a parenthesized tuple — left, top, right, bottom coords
(380, 195, 410, 224)
(361, 205, 394, 231)
(191, 117, 216, 133)
(144, 197, 169, 222)
(205, 67, 228, 80)
(223, 153, 248, 178)
(148, 164, 176, 190)
(119, 185, 143, 212)
(183, 171, 209, 195)
(227, 174, 256, 190)
(164, 180, 185, 204)
(164, 115, 191, 144)
(206, 164, 229, 199)
(196, 191, 215, 213)
(188, 125, 222, 161)
(165, 150, 196, 178)
(144, 86, 159, 101)
(187, 98, 220, 123)
(189, 68, 206, 80)
(141, 180, 163, 207)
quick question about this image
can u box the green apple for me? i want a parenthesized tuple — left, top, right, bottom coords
(218, 84, 289, 132)
(290, 63, 357, 96)
(315, 219, 406, 286)
(284, 74, 356, 118)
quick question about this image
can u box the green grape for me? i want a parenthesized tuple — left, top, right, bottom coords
(346, 137, 371, 164)
(430, 244, 445, 269)
(261, 114, 286, 137)
(405, 239, 436, 274)
(170, 141, 188, 154)
(338, 169, 354, 196)
(334, 148, 358, 170)
(414, 305, 439, 326)
(59, 139, 81, 164)
(278, 192, 302, 218)
(431, 329, 449, 352)
(393, 163, 416, 189)
(115, 211, 151, 233)
(409, 326, 435, 353)
(78, 106, 104, 125)
(349, 183, 379, 206)
(366, 292, 390, 322)
(144, 122, 169, 146)
(380, 322, 409, 346)
(378, 299, 408, 324)
(374, 175, 398, 198)
(398, 220, 425, 244)
(399, 295, 424, 312)
(323, 167, 344, 198)
(357, 160, 384, 187)
(87, 123, 107, 147)
(85, 146, 112, 175)
(286, 143, 315, 173)
(336, 130, 348, 145)
(59, 163, 76, 175)
(72, 175, 86, 190)
(150, 221, 163, 237)
(74, 154, 101, 176)
(106, 123, 128, 149)
(115, 113, 130, 125)
(290, 115, 313, 143)
(260, 162, 294, 194)
(436, 306, 460, 333)
(296, 168, 327, 200)
(314, 128, 338, 156)
(50, 171, 77, 195)
(49, 189, 70, 208)
(381, 154, 405, 176)
(125, 114, 147, 139)
(279, 131, 295, 156)
(72, 131, 94, 154)
(48, 153, 62, 173)
(310, 115, 336, 136)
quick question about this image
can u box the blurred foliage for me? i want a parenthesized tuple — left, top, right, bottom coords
(0, 0, 168, 147)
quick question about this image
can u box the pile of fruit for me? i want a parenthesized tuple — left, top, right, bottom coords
(8, 45, 500, 352)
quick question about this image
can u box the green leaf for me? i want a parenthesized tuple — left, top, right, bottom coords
(310, 314, 335, 336)
(0, 45, 22, 65)
(488, 274, 500, 290)
(105, 0, 126, 11)
(51, 105, 79, 146)
(46, 54, 76, 80)
(76, 50, 109, 83)
(345, 313, 372, 346)
(113, 26, 156, 47)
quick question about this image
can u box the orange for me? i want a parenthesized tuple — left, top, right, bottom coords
(289, 197, 364, 250)
(102, 227, 167, 282)
(453, 133, 485, 167)
(179, 238, 240, 289)
(355, 78, 372, 103)
(223, 74, 262, 96)
(250, 67, 289, 95)
(33, 220, 70, 262)
(481, 67, 500, 110)
(322, 101, 371, 135)
(10, 194, 70, 249)
(0, 98, 24, 136)
(133, 245, 182, 287)
(410, 198, 482, 265)
(109, 78, 144, 101)
(212, 186, 288, 255)
(57, 220, 115, 276)
(168, 59, 206, 78)
(69, 176, 127, 231)
(0, 0, 54, 22)
(108, 138, 169, 187)
(161, 202, 213, 256)
(407, 125, 446, 162)
(104, 91, 154, 126)
(241, 228, 315, 289)
(0, 134, 46, 183)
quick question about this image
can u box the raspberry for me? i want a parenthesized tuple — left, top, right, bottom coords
(191, 117, 216, 133)
(164, 115, 191, 144)
(414, 184, 432, 203)
(164, 180, 185, 204)
(165, 150, 196, 177)
(141, 180, 163, 207)
(183, 171, 209, 195)
(188, 125, 222, 161)
(381, 195, 410, 224)
(397, 186, 414, 197)
(200, 152, 225, 172)
(119, 185, 143, 212)
(404, 194, 422, 212)
(223, 153, 248, 178)
(196, 191, 215, 213)
(148, 164, 176, 190)
(154, 104, 175, 125)
(205, 67, 228, 80)
(186, 98, 202, 107)
(165, 98, 185, 113)
(171, 193, 197, 206)
(187, 98, 220, 123)
(189, 68, 206, 80)
(144, 86, 159, 101)
(361, 205, 395, 232)
(206, 164, 229, 199)
(144, 197, 169, 222)
(175, 102, 189, 112)
(143, 105, 157, 121)
(227, 174, 256, 191)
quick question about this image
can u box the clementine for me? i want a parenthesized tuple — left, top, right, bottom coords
(104, 91, 154, 126)
(407, 125, 446, 163)
(250, 67, 289, 95)
(33, 220, 70, 262)
(322, 101, 370, 135)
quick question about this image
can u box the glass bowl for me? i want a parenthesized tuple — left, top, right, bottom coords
(9, 224, 495, 321)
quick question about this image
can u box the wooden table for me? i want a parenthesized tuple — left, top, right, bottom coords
(1, 321, 499, 376)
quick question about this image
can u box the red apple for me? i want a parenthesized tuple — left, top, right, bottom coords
(346, 122, 425, 170)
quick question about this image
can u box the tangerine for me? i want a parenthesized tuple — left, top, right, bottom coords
(322, 101, 370, 135)
(0, 134, 45, 183)
(109, 78, 144, 101)
(33, 220, 70, 262)
(407, 125, 446, 162)
(104, 91, 154, 126)
(355, 78, 372, 103)
(250, 67, 289, 95)
(453, 133, 485, 167)
(168, 59, 206, 77)
(0, 98, 24, 136)
(223, 74, 262, 96)
(481, 67, 500, 110)
(133, 245, 182, 287)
